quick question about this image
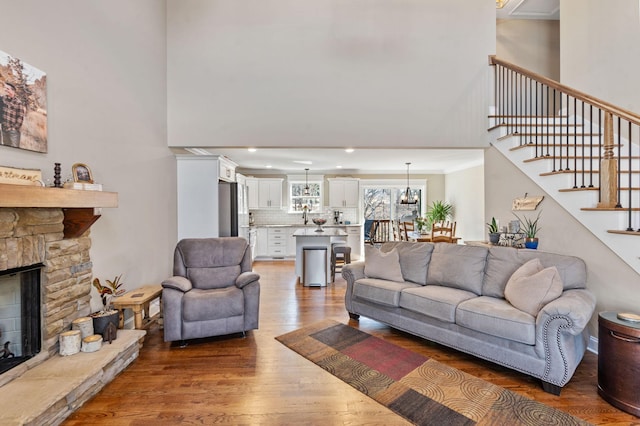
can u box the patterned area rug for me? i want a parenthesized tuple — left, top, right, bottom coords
(276, 319, 591, 426)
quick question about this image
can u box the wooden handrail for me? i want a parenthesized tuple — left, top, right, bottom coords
(489, 55, 640, 127)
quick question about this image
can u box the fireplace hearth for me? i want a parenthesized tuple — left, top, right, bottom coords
(0, 264, 42, 375)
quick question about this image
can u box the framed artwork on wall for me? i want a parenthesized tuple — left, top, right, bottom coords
(0, 49, 48, 153)
(72, 163, 93, 183)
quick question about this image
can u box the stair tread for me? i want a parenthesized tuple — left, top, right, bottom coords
(581, 207, 640, 211)
(540, 170, 640, 176)
(524, 156, 640, 163)
(559, 187, 639, 192)
(608, 229, 640, 235)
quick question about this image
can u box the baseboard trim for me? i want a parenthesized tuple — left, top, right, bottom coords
(587, 335, 598, 355)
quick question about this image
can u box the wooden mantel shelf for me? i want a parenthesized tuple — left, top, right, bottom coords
(0, 183, 118, 208)
(0, 183, 118, 238)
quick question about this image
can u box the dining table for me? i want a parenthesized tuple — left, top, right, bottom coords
(407, 231, 461, 243)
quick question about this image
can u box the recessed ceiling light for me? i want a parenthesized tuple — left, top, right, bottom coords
(265, 165, 272, 168)
(345, 148, 354, 153)
(336, 165, 343, 168)
(248, 148, 257, 153)
(293, 160, 313, 165)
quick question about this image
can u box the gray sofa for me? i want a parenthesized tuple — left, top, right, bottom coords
(342, 241, 596, 394)
(162, 237, 260, 343)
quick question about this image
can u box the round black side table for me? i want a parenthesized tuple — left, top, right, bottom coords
(598, 311, 640, 417)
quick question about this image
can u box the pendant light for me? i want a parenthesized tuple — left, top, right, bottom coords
(303, 168, 310, 195)
(400, 162, 418, 204)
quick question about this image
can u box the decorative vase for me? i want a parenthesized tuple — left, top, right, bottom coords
(90, 310, 119, 340)
(524, 237, 539, 249)
(488, 232, 501, 245)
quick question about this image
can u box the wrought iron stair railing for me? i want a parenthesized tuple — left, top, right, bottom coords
(489, 55, 640, 235)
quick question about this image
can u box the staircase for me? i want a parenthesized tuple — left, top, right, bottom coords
(488, 56, 640, 275)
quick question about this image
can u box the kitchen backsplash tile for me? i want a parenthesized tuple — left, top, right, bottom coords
(250, 207, 359, 226)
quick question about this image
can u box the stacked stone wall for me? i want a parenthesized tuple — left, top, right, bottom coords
(0, 207, 93, 361)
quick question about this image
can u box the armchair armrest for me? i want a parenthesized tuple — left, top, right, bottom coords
(161, 276, 192, 293)
(236, 271, 260, 289)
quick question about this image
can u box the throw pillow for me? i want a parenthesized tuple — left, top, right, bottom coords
(364, 245, 404, 282)
(505, 261, 563, 317)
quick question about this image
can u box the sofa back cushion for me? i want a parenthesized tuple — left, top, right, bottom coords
(482, 246, 587, 298)
(380, 241, 433, 285)
(426, 244, 488, 295)
(364, 245, 404, 282)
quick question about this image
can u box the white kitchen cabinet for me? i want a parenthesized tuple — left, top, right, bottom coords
(255, 227, 268, 257)
(267, 227, 287, 258)
(246, 178, 283, 209)
(328, 178, 359, 208)
(346, 226, 362, 260)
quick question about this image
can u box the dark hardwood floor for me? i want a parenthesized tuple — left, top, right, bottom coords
(64, 260, 639, 425)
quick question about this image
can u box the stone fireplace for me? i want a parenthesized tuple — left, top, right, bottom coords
(0, 185, 146, 425)
(0, 207, 94, 385)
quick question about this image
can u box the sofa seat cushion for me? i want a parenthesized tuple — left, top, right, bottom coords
(353, 278, 421, 307)
(456, 296, 536, 345)
(183, 287, 244, 322)
(400, 285, 477, 323)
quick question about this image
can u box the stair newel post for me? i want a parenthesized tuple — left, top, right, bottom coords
(598, 111, 619, 208)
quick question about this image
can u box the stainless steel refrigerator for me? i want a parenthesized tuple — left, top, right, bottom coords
(218, 180, 249, 238)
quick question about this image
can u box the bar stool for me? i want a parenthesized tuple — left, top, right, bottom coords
(331, 245, 351, 282)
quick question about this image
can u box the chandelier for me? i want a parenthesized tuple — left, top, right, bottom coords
(400, 162, 418, 204)
(303, 168, 310, 195)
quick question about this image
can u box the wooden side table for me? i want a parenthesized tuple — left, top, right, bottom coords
(598, 311, 640, 417)
(112, 284, 163, 330)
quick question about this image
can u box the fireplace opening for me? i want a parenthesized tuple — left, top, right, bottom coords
(0, 264, 42, 375)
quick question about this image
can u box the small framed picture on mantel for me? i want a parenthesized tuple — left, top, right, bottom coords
(72, 163, 93, 183)
(64, 163, 102, 191)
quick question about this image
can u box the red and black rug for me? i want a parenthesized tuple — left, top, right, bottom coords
(276, 319, 590, 426)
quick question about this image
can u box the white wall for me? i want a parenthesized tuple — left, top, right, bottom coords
(496, 19, 559, 80)
(485, 148, 639, 337)
(0, 1, 176, 309)
(561, 0, 640, 114)
(167, 0, 496, 149)
(445, 164, 485, 242)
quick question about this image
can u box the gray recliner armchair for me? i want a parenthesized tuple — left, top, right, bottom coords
(162, 237, 260, 343)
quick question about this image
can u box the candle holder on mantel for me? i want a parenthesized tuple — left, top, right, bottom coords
(53, 163, 62, 188)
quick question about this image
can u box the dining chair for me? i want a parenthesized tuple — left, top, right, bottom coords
(392, 220, 402, 241)
(372, 220, 391, 245)
(364, 220, 378, 245)
(401, 221, 415, 241)
(431, 221, 456, 243)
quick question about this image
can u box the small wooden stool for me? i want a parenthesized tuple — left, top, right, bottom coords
(112, 284, 163, 329)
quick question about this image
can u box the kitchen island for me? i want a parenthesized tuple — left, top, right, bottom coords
(293, 227, 348, 286)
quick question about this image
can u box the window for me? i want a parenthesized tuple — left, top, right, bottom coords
(361, 180, 424, 221)
(288, 175, 323, 213)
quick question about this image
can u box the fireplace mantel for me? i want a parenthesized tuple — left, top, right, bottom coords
(0, 183, 118, 238)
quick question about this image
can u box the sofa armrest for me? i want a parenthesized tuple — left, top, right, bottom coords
(534, 288, 596, 385)
(236, 271, 260, 289)
(161, 276, 192, 293)
(536, 288, 596, 335)
(342, 261, 365, 313)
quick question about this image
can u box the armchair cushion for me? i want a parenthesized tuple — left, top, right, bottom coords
(188, 265, 241, 289)
(183, 287, 244, 322)
(162, 276, 192, 293)
(236, 271, 260, 288)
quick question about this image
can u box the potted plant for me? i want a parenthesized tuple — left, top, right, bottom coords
(425, 200, 453, 229)
(514, 211, 541, 249)
(486, 217, 501, 244)
(90, 274, 126, 340)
